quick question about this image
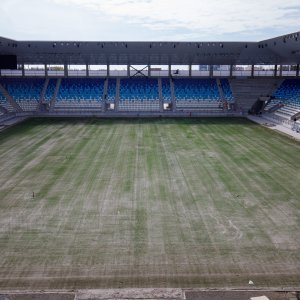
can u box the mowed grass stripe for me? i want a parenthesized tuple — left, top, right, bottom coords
(189, 120, 300, 272)
(0, 118, 299, 288)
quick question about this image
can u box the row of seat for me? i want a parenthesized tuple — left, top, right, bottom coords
(57, 78, 105, 101)
(174, 78, 220, 101)
(273, 79, 300, 107)
(265, 79, 300, 120)
(0, 91, 14, 112)
(53, 78, 230, 103)
(107, 79, 116, 103)
(220, 79, 234, 102)
(0, 77, 234, 112)
(44, 79, 56, 102)
(0, 78, 44, 101)
(162, 78, 172, 103)
(119, 78, 159, 101)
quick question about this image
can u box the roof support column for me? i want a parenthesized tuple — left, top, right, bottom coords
(21, 64, 25, 77)
(209, 65, 213, 77)
(86, 64, 89, 77)
(64, 64, 68, 77)
(230, 65, 233, 78)
(127, 64, 130, 77)
(189, 64, 192, 77)
(274, 64, 278, 77)
(168, 64, 171, 77)
(107, 64, 110, 77)
(279, 65, 283, 77)
(296, 64, 299, 77)
(251, 64, 254, 78)
(148, 65, 151, 77)
(45, 64, 48, 77)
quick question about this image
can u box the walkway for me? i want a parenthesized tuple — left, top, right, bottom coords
(248, 115, 300, 141)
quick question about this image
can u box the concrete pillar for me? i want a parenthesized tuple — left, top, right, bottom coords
(274, 64, 278, 77)
(168, 64, 171, 77)
(45, 64, 48, 77)
(209, 65, 213, 77)
(251, 65, 254, 77)
(107, 64, 110, 77)
(127, 65, 130, 77)
(148, 65, 151, 77)
(230, 65, 233, 77)
(86, 64, 89, 77)
(189, 65, 192, 77)
(279, 65, 283, 77)
(64, 64, 68, 77)
(296, 64, 300, 77)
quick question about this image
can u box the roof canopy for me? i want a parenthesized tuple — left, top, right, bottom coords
(0, 32, 299, 65)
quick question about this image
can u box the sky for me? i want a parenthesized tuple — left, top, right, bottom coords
(0, 0, 299, 42)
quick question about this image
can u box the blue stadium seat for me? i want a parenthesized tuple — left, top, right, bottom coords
(0, 78, 44, 111)
(162, 78, 172, 103)
(107, 79, 116, 103)
(0, 78, 44, 101)
(274, 79, 300, 107)
(220, 79, 234, 102)
(120, 78, 159, 101)
(44, 79, 56, 102)
(174, 79, 220, 101)
(119, 78, 159, 111)
(57, 78, 104, 102)
(0, 89, 14, 112)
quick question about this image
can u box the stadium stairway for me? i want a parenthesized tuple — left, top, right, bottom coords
(39, 78, 50, 104)
(158, 78, 164, 112)
(49, 78, 61, 111)
(115, 78, 121, 111)
(102, 78, 109, 112)
(230, 78, 283, 113)
(0, 105, 8, 114)
(216, 78, 225, 101)
(275, 104, 300, 120)
(162, 79, 171, 101)
(0, 91, 15, 113)
(170, 79, 176, 111)
(263, 99, 283, 112)
(0, 83, 22, 112)
(44, 78, 57, 103)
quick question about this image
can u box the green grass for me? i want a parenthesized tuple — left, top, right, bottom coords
(0, 117, 299, 289)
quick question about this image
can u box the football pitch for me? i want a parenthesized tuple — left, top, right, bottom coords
(0, 117, 299, 289)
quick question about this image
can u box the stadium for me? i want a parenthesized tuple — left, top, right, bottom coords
(0, 8, 300, 300)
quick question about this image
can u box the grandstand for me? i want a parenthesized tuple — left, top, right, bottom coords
(0, 32, 299, 123)
(0, 32, 298, 118)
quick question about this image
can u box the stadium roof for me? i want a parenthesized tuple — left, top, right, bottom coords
(0, 32, 299, 66)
